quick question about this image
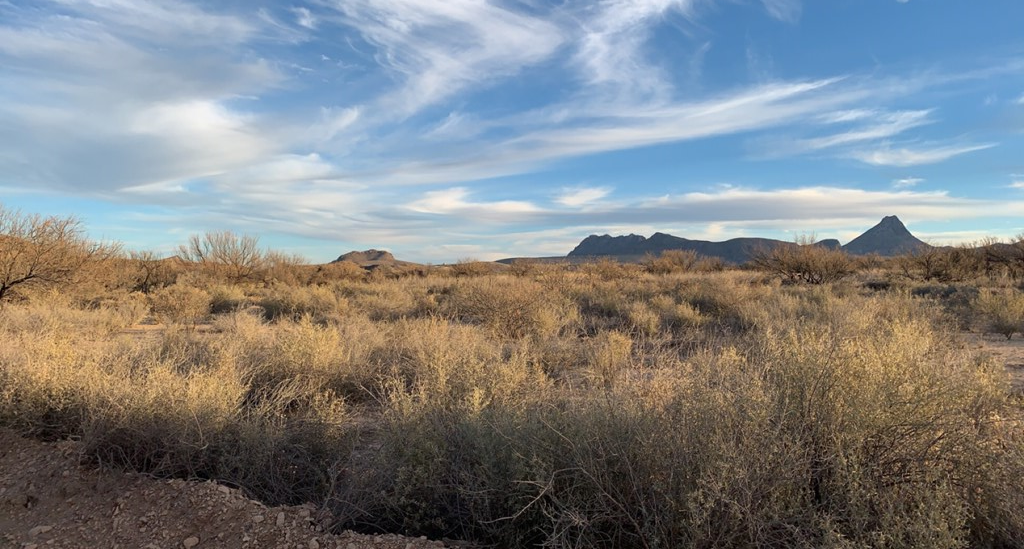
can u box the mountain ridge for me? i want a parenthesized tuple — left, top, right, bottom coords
(562, 216, 928, 264)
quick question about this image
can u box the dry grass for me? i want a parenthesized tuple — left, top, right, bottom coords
(1, 264, 1022, 548)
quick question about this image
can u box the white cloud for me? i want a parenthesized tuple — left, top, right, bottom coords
(292, 7, 317, 29)
(851, 143, 996, 167)
(327, 0, 564, 117)
(501, 78, 848, 162)
(1009, 181, 1024, 189)
(817, 109, 878, 124)
(761, 0, 802, 23)
(555, 187, 612, 207)
(573, 0, 700, 101)
(49, 0, 255, 44)
(406, 187, 540, 219)
(796, 109, 932, 151)
(892, 177, 924, 188)
(311, 106, 361, 143)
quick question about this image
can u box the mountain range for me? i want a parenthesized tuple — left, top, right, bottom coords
(336, 216, 931, 268)
(563, 215, 928, 264)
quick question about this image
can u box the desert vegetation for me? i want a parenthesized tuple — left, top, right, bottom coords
(4, 206, 1024, 547)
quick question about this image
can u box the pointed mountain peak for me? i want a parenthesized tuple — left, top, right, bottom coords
(877, 215, 908, 229)
(842, 216, 928, 256)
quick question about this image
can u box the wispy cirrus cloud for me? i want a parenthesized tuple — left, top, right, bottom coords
(556, 187, 613, 207)
(797, 109, 933, 150)
(761, 0, 802, 23)
(573, 0, 701, 102)
(324, 0, 564, 118)
(47, 0, 257, 44)
(851, 142, 996, 167)
(755, 108, 935, 159)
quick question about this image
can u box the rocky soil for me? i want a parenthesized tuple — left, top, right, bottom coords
(0, 429, 447, 549)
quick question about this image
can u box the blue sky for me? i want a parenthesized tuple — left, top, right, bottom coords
(2, 0, 1024, 262)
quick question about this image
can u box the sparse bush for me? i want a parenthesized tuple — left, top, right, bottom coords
(128, 250, 179, 293)
(447, 277, 579, 340)
(975, 289, 1024, 339)
(578, 258, 639, 280)
(752, 238, 854, 284)
(649, 294, 704, 331)
(642, 249, 700, 274)
(450, 259, 496, 277)
(585, 330, 632, 389)
(625, 301, 661, 336)
(208, 283, 248, 314)
(310, 261, 366, 284)
(178, 231, 265, 283)
(0, 205, 118, 303)
(260, 250, 309, 285)
(149, 284, 211, 327)
(257, 284, 348, 323)
(897, 246, 985, 282)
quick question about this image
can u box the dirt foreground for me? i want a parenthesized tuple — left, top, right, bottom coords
(0, 430, 447, 549)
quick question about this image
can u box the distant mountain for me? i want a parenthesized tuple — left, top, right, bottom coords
(568, 233, 801, 264)
(560, 216, 929, 264)
(333, 249, 395, 264)
(331, 249, 417, 270)
(841, 216, 929, 256)
(817, 239, 842, 250)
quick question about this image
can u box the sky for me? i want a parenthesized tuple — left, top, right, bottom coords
(1, 0, 1024, 263)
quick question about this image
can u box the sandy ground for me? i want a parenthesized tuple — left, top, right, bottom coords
(0, 430, 446, 549)
(962, 331, 1024, 394)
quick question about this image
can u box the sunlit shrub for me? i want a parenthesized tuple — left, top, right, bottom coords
(149, 283, 211, 327)
(975, 289, 1024, 339)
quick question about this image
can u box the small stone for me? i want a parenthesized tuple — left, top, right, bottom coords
(217, 485, 231, 494)
(276, 512, 285, 526)
(252, 514, 265, 523)
(28, 525, 53, 536)
(308, 540, 319, 549)
(347, 544, 357, 549)
(183, 536, 200, 548)
(298, 509, 310, 519)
